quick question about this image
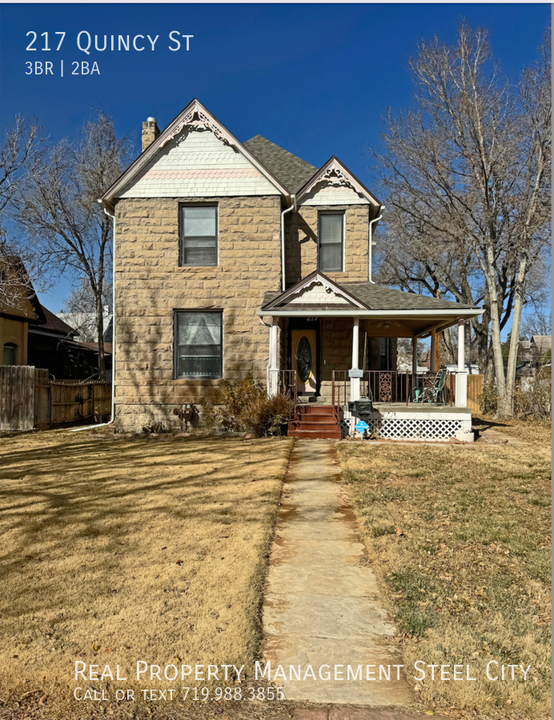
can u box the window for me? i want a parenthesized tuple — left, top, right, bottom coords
(175, 311, 222, 378)
(318, 213, 344, 272)
(180, 205, 218, 266)
(3, 343, 17, 365)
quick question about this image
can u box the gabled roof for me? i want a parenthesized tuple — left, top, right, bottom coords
(100, 99, 291, 210)
(243, 135, 318, 194)
(296, 156, 381, 207)
(261, 276, 480, 314)
(262, 271, 370, 311)
(0, 256, 46, 324)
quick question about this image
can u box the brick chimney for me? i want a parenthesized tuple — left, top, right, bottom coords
(142, 117, 160, 152)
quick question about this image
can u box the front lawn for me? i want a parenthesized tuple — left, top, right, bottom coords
(338, 425, 551, 719)
(0, 430, 292, 714)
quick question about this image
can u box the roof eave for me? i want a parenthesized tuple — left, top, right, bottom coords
(258, 308, 483, 318)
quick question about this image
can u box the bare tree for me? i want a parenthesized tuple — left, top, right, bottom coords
(13, 112, 132, 380)
(521, 308, 551, 339)
(370, 23, 551, 417)
(61, 275, 113, 342)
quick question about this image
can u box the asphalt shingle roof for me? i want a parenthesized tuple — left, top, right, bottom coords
(39, 306, 78, 335)
(262, 282, 479, 312)
(244, 135, 318, 194)
(344, 283, 478, 311)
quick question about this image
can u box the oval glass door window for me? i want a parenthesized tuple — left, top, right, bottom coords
(296, 335, 313, 383)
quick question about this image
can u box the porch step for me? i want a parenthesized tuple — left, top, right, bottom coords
(289, 404, 341, 439)
(288, 429, 342, 439)
(288, 421, 339, 433)
(295, 413, 338, 423)
(297, 405, 336, 416)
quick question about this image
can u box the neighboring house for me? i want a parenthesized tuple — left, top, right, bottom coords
(0, 258, 111, 378)
(528, 335, 551, 367)
(55, 311, 113, 344)
(0, 258, 46, 365)
(28, 307, 112, 380)
(514, 335, 551, 377)
(100, 99, 482, 440)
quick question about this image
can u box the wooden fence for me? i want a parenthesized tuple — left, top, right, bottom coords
(1, 365, 111, 431)
(447, 374, 484, 413)
(467, 374, 484, 413)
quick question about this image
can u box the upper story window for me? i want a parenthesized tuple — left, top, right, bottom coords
(3, 343, 17, 365)
(180, 205, 218, 266)
(174, 311, 222, 378)
(318, 212, 344, 272)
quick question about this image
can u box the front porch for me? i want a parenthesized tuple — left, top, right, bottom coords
(279, 368, 473, 442)
(259, 271, 482, 443)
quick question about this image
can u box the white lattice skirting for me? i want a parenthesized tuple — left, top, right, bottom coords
(343, 409, 474, 442)
(368, 417, 463, 441)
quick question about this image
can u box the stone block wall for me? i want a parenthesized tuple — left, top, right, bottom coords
(285, 204, 369, 286)
(113, 195, 281, 431)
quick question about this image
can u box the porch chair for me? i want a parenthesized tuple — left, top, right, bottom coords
(417, 367, 447, 405)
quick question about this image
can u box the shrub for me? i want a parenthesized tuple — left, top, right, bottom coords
(514, 366, 552, 421)
(204, 375, 296, 437)
(479, 380, 499, 415)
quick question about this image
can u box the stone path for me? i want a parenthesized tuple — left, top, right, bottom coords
(262, 440, 412, 706)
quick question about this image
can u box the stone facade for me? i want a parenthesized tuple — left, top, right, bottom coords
(114, 195, 281, 431)
(285, 204, 369, 286)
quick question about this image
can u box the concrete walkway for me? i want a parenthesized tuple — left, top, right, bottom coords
(263, 440, 412, 706)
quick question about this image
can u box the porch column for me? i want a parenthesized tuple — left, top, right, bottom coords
(455, 319, 468, 407)
(350, 317, 361, 402)
(268, 321, 279, 397)
(412, 337, 418, 373)
(430, 330, 436, 373)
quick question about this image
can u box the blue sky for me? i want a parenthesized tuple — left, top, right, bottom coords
(0, 2, 549, 313)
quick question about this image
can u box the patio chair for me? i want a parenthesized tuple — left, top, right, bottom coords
(419, 368, 447, 405)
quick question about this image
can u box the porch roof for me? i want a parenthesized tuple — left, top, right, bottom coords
(258, 272, 481, 336)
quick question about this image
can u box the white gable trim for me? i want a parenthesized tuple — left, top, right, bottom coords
(101, 99, 290, 208)
(296, 156, 380, 207)
(263, 272, 368, 310)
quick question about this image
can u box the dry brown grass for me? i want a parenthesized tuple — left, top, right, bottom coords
(473, 413, 552, 445)
(338, 427, 551, 720)
(0, 429, 293, 716)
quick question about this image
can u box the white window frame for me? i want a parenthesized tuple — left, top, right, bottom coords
(174, 310, 223, 379)
(317, 211, 345, 273)
(179, 204, 219, 267)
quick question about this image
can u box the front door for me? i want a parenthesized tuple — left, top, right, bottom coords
(292, 329, 317, 394)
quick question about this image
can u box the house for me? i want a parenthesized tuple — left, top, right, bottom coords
(0, 257, 46, 365)
(27, 307, 112, 380)
(0, 257, 111, 377)
(100, 99, 482, 440)
(55, 311, 113, 344)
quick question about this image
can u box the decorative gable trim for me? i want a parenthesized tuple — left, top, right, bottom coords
(296, 156, 381, 207)
(101, 99, 291, 209)
(159, 104, 232, 149)
(262, 271, 370, 311)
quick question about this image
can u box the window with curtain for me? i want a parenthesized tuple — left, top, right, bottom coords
(318, 213, 344, 272)
(3, 343, 17, 365)
(175, 312, 222, 378)
(180, 205, 218, 266)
